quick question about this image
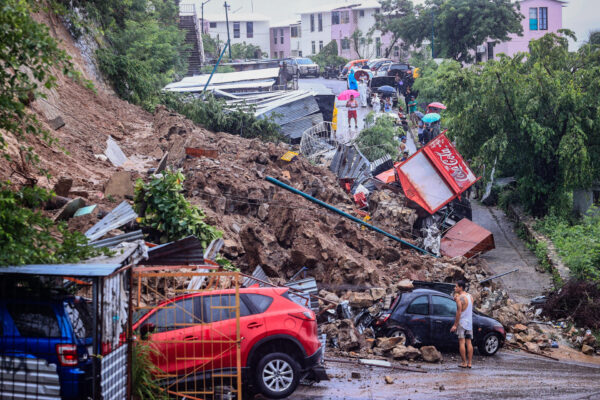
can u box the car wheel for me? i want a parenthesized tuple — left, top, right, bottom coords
(480, 333, 501, 356)
(255, 352, 300, 399)
(386, 327, 412, 346)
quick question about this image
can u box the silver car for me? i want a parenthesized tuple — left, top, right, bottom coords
(289, 57, 320, 78)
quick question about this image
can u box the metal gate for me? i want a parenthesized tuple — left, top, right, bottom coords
(132, 269, 243, 400)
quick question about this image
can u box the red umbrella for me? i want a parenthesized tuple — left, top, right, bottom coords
(428, 102, 447, 110)
(338, 89, 360, 100)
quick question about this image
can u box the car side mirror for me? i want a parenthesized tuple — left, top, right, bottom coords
(140, 323, 156, 337)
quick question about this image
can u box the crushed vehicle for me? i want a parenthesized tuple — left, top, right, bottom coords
(0, 295, 94, 400)
(374, 288, 506, 356)
(133, 286, 327, 399)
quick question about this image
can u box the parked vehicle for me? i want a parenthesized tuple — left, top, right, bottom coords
(322, 65, 339, 79)
(133, 287, 327, 399)
(286, 57, 320, 78)
(374, 288, 506, 356)
(375, 62, 411, 77)
(0, 296, 94, 400)
(338, 59, 370, 79)
(367, 76, 398, 106)
(367, 58, 393, 72)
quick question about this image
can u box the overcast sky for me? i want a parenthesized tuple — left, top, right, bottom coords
(196, 0, 599, 49)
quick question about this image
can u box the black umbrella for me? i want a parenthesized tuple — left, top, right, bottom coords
(378, 85, 396, 94)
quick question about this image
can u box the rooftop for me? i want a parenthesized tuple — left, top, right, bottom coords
(270, 19, 301, 28)
(204, 12, 270, 22)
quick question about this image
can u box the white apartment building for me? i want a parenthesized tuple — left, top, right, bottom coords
(300, 4, 335, 57)
(204, 13, 271, 56)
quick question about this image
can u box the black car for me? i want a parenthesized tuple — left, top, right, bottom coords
(375, 289, 505, 356)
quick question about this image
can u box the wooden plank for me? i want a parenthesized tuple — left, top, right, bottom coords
(185, 147, 218, 158)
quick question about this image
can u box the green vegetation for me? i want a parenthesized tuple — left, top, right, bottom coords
(59, 0, 187, 111)
(230, 42, 265, 59)
(416, 32, 600, 217)
(0, 183, 106, 266)
(356, 113, 399, 161)
(0, 0, 88, 178)
(161, 93, 283, 142)
(311, 41, 347, 69)
(134, 169, 222, 246)
(536, 211, 600, 282)
(132, 341, 167, 400)
(376, 0, 523, 63)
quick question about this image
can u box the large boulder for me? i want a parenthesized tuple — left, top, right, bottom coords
(337, 319, 364, 351)
(420, 346, 443, 363)
(391, 345, 421, 360)
(347, 291, 374, 308)
(582, 344, 595, 355)
(376, 336, 405, 352)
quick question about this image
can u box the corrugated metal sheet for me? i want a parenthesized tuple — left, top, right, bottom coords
(0, 356, 61, 400)
(101, 344, 128, 400)
(164, 68, 279, 89)
(90, 230, 144, 248)
(330, 145, 371, 180)
(145, 235, 205, 265)
(242, 265, 272, 287)
(440, 218, 495, 258)
(105, 136, 128, 167)
(257, 94, 320, 127)
(85, 201, 137, 242)
(280, 112, 324, 140)
(0, 263, 122, 277)
(285, 277, 319, 311)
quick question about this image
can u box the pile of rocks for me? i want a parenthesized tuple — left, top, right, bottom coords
(563, 326, 598, 355)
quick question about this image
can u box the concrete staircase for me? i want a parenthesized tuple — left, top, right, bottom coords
(179, 14, 203, 76)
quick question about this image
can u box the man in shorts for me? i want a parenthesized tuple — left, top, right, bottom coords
(346, 94, 358, 129)
(451, 280, 473, 368)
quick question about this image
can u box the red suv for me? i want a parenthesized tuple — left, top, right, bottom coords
(133, 287, 327, 399)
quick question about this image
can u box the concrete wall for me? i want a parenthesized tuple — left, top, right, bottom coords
(206, 20, 270, 56)
(270, 26, 291, 58)
(331, 8, 357, 59)
(301, 12, 333, 56)
(484, 0, 564, 60)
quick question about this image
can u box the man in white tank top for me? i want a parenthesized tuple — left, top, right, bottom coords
(451, 279, 473, 368)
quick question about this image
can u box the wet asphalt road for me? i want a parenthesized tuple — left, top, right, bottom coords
(471, 202, 553, 303)
(291, 350, 600, 400)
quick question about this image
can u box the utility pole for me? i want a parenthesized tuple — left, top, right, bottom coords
(224, 1, 232, 60)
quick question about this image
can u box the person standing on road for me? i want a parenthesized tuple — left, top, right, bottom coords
(408, 96, 418, 125)
(346, 95, 358, 129)
(451, 280, 473, 369)
(348, 69, 358, 90)
(358, 75, 368, 107)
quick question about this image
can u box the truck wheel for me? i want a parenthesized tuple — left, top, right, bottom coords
(255, 352, 300, 399)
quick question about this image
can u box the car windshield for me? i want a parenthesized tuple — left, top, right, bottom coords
(297, 58, 313, 65)
(391, 64, 409, 70)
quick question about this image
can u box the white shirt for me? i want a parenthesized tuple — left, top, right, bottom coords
(459, 293, 473, 331)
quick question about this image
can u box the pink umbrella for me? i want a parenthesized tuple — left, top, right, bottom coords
(428, 102, 447, 110)
(338, 89, 360, 100)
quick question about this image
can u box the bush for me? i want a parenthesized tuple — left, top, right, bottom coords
(356, 113, 399, 162)
(536, 209, 600, 281)
(132, 341, 166, 400)
(160, 93, 283, 142)
(312, 41, 347, 69)
(134, 170, 222, 246)
(0, 183, 106, 266)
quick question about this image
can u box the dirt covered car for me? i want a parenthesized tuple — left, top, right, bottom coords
(375, 288, 506, 356)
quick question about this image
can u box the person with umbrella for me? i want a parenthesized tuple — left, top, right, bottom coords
(346, 94, 359, 129)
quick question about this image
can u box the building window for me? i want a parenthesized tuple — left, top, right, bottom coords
(319, 40, 323, 51)
(529, 8, 538, 31)
(299, 50, 302, 57)
(312, 41, 316, 54)
(359, 10, 365, 17)
(393, 46, 399, 57)
(376, 37, 381, 57)
(341, 11, 350, 24)
(487, 41, 495, 60)
(332, 11, 340, 25)
(280, 28, 284, 44)
(291, 26, 299, 38)
(310, 14, 315, 32)
(246, 22, 253, 38)
(539, 7, 548, 30)
(318, 13, 323, 32)
(209, 22, 217, 28)
(233, 22, 240, 38)
(273, 31, 277, 44)
(280, 51, 284, 58)
(341, 38, 350, 50)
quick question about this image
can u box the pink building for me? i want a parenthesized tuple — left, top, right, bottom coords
(270, 21, 302, 58)
(480, 0, 566, 61)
